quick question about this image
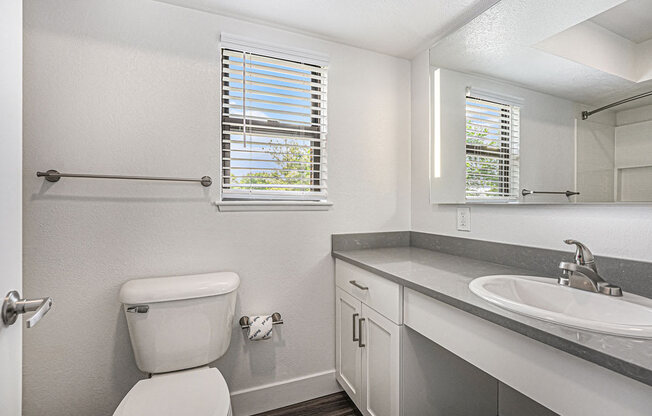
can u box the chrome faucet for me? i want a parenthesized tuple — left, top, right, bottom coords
(558, 240, 622, 296)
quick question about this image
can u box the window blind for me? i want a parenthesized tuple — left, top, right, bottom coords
(465, 96, 520, 200)
(221, 48, 328, 201)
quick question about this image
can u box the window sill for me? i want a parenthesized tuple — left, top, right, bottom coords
(215, 200, 333, 212)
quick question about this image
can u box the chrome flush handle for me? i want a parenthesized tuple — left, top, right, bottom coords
(126, 305, 149, 313)
(2, 291, 53, 328)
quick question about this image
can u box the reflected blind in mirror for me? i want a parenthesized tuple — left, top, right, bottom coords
(465, 96, 520, 200)
(221, 49, 328, 201)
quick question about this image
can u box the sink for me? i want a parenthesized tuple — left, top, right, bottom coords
(469, 275, 652, 339)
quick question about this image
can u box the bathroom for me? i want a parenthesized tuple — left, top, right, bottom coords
(1, 0, 652, 415)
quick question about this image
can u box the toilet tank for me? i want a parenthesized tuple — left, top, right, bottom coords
(119, 272, 239, 374)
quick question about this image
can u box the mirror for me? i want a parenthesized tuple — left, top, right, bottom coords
(429, 0, 652, 204)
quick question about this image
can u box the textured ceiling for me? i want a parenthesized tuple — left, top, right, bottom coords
(429, 0, 652, 107)
(591, 0, 652, 43)
(156, 0, 499, 58)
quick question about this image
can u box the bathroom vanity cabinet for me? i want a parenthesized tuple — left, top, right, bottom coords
(332, 241, 652, 416)
(335, 260, 401, 416)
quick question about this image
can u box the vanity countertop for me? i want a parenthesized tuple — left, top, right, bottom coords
(332, 246, 652, 387)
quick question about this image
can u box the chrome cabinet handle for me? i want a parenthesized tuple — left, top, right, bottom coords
(358, 317, 366, 348)
(2, 291, 53, 328)
(352, 313, 359, 342)
(349, 280, 369, 291)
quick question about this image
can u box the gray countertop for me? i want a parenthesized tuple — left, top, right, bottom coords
(332, 246, 652, 387)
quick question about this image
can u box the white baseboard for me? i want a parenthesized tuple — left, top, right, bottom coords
(230, 369, 341, 416)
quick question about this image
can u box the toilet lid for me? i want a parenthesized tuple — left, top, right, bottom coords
(113, 367, 231, 416)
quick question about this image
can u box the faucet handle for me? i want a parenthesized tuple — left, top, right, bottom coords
(564, 239, 596, 271)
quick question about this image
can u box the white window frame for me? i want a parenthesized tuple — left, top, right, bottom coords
(465, 87, 521, 201)
(216, 34, 331, 212)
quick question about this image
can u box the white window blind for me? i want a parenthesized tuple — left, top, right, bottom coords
(465, 96, 520, 200)
(220, 47, 328, 201)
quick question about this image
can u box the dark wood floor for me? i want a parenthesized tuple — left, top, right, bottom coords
(254, 392, 362, 416)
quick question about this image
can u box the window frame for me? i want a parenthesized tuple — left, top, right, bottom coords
(217, 34, 331, 211)
(464, 92, 521, 201)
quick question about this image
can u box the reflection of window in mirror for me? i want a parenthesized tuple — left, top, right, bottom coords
(465, 93, 520, 201)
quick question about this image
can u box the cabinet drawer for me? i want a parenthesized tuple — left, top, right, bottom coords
(336, 259, 402, 324)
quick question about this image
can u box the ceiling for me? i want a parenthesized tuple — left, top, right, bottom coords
(429, 0, 652, 107)
(591, 0, 652, 43)
(157, 0, 499, 58)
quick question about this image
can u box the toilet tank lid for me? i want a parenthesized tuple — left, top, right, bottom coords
(119, 272, 240, 304)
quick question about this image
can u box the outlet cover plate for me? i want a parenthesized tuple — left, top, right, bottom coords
(457, 207, 471, 231)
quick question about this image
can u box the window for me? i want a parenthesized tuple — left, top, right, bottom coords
(465, 94, 520, 200)
(220, 41, 328, 203)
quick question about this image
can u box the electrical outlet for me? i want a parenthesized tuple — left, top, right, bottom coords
(457, 207, 471, 231)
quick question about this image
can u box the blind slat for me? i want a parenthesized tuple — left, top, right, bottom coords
(223, 67, 326, 89)
(222, 76, 327, 96)
(223, 122, 325, 136)
(226, 167, 322, 173)
(223, 103, 326, 119)
(223, 49, 328, 74)
(222, 131, 327, 142)
(223, 85, 326, 105)
(223, 183, 323, 190)
(223, 139, 324, 150)
(225, 157, 316, 165)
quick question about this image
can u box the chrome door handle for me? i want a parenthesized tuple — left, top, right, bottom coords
(349, 280, 369, 291)
(352, 313, 359, 342)
(2, 291, 53, 328)
(358, 317, 366, 348)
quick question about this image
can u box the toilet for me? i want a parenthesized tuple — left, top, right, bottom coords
(113, 271, 240, 416)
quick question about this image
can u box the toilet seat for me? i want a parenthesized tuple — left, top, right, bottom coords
(113, 367, 232, 416)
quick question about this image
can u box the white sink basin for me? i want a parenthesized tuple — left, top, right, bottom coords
(469, 275, 652, 339)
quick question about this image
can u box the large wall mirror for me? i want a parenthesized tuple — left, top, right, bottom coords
(429, 0, 652, 204)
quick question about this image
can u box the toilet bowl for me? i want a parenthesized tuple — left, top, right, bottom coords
(114, 272, 239, 416)
(113, 367, 232, 416)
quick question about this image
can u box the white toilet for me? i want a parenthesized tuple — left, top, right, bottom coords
(113, 271, 240, 416)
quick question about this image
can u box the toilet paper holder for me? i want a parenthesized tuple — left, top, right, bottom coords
(239, 312, 283, 329)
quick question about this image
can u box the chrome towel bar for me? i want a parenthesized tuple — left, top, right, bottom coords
(36, 169, 212, 187)
(522, 189, 579, 197)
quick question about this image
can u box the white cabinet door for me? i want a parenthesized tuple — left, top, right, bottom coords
(336, 287, 363, 406)
(361, 304, 400, 416)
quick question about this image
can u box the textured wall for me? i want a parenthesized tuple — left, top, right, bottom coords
(22, 1, 411, 415)
(411, 49, 652, 262)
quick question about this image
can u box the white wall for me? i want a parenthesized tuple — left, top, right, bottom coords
(576, 114, 616, 203)
(615, 104, 652, 201)
(412, 49, 652, 262)
(22, 1, 411, 415)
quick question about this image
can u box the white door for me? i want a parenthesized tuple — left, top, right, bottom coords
(361, 304, 400, 416)
(0, 0, 24, 414)
(336, 287, 363, 406)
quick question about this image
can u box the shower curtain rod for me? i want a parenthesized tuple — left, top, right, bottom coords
(582, 90, 652, 120)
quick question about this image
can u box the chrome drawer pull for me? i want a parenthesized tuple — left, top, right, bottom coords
(352, 313, 359, 342)
(358, 317, 366, 348)
(349, 280, 369, 291)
